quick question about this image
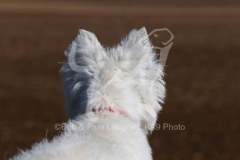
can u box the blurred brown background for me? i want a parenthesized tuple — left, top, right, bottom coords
(0, 0, 240, 159)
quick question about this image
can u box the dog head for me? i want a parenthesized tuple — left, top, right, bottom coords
(61, 27, 165, 133)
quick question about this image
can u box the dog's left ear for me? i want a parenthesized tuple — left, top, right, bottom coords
(61, 29, 105, 119)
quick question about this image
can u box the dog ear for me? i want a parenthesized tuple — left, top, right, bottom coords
(110, 27, 154, 76)
(61, 29, 105, 119)
(66, 29, 105, 75)
(120, 27, 151, 56)
(120, 27, 166, 133)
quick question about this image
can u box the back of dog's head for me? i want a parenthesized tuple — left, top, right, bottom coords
(61, 27, 166, 134)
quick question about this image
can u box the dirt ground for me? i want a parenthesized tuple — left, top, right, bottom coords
(0, 1, 240, 160)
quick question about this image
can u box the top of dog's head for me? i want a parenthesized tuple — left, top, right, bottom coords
(61, 27, 165, 133)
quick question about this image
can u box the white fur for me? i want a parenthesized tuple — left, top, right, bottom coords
(11, 27, 165, 160)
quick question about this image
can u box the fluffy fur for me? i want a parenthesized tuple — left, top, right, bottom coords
(11, 27, 165, 160)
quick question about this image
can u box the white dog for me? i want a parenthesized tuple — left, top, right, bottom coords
(11, 27, 166, 160)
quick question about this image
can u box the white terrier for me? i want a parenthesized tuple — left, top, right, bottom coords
(11, 27, 166, 160)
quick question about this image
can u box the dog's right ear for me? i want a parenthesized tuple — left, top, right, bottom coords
(119, 27, 166, 134)
(121, 27, 152, 53)
(61, 29, 105, 119)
